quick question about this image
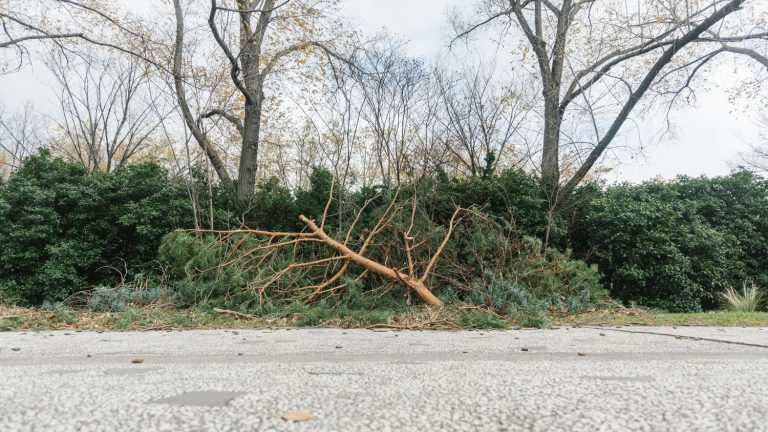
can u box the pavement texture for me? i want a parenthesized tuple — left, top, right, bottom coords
(1, 326, 767, 432)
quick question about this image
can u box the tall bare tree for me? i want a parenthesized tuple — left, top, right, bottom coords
(352, 39, 432, 186)
(436, 65, 529, 176)
(0, 102, 43, 175)
(47, 49, 166, 172)
(172, 0, 349, 199)
(455, 0, 768, 199)
(741, 113, 768, 174)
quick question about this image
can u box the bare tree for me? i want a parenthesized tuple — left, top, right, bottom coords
(0, 102, 43, 175)
(47, 49, 166, 172)
(436, 65, 529, 176)
(171, 0, 350, 199)
(290, 64, 363, 190)
(741, 113, 768, 174)
(455, 0, 768, 200)
(1, 1, 162, 75)
(352, 39, 431, 186)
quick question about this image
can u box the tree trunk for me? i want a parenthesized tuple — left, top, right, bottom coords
(541, 96, 562, 191)
(237, 101, 261, 199)
(299, 215, 444, 306)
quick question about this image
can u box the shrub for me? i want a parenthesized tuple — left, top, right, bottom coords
(459, 310, 509, 329)
(0, 151, 194, 305)
(425, 168, 549, 237)
(87, 275, 171, 312)
(675, 172, 768, 288)
(573, 179, 745, 312)
(720, 283, 765, 312)
(158, 231, 251, 307)
(460, 236, 605, 327)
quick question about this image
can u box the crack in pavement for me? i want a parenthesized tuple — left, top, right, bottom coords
(583, 326, 768, 349)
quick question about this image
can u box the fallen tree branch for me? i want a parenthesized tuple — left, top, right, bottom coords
(213, 307, 260, 320)
(189, 186, 473, 307)
(298, 215, 443, 305)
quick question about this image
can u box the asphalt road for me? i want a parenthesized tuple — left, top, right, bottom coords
(1, 326, 767, 432)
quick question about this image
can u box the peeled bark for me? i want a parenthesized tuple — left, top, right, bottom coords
(299, 215, 443, 306)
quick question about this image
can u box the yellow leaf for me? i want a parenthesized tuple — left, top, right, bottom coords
(281, 411, 317, 422)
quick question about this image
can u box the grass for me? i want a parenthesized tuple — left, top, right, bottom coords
(557, 309, 768, 327)
(0, 305, 249, 332)
(720, 283, 765, 312)
(0, 303, 513, 331)
(3, 303, 768, 332)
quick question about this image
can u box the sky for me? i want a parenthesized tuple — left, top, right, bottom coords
(0, 0, 762, 183)
(341, 0, 762, 183)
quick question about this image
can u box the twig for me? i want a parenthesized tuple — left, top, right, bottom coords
(213, 308, 260, 321)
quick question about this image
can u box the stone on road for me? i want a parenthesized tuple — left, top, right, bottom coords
(1, 327, 767, 431)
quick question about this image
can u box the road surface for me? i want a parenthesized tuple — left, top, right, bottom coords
(1, 326, 767, 431)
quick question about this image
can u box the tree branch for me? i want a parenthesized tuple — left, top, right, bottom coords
(199, 109, 245, 136)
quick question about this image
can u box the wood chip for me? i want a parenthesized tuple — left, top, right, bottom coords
(131, 357, 144, 364)
(281, 411, 317, 422)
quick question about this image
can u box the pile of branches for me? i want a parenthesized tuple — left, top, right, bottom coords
(187, 182, 477, 307)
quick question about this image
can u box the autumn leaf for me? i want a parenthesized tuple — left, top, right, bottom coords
(281, 411, 317, 422)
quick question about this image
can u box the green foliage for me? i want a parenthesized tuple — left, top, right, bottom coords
(460, 237, 605, 328)
(87, 275, 170, 312)
(159, 168, 604, 323)
(509, 237, 605, 311)
(295, 167, 337, 224)
(458, 310, 508, 329)
(206, 175, 301, 232)
(158, 231, 251, 307)
(573, 174, 764, 312)
(675, 172, 768, 288)
(89, 286, 132, 313)
(41, 301, 78, 325)
(0, 151, 194, 305)
(4, 149, 766, 318)
(425, 168, 549, 237)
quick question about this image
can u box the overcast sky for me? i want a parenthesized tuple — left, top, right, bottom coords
(0, 0, 761, 183)
(341, 0, 762, 183)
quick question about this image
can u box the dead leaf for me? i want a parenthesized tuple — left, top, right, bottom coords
(281, 411, 317, 422)
(131, 357, 144, 364)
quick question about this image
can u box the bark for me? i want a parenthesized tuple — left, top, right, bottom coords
(559, 0, 748, 197)
(172, 0, 232, 185)
(238, 102, 261, 198)
(299, 215, 444, 306)
(459, 0, 759, 201)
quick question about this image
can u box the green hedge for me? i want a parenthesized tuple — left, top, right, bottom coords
(0, 151, 194, 305)
(1, 150, 766, 312)
(573, 172, 768, 312)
